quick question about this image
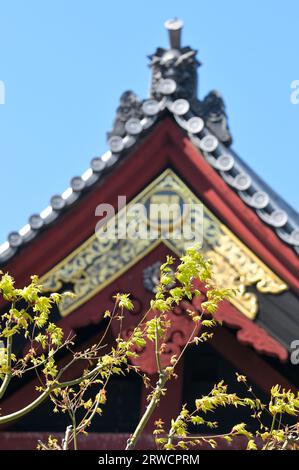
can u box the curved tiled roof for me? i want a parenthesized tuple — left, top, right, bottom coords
(1, 19, 298, 264)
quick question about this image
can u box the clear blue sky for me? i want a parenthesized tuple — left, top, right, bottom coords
(0, 0, 298, 243)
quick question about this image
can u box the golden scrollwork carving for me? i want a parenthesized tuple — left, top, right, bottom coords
(41, 169, 288, 318)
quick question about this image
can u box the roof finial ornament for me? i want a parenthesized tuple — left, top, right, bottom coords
(148, 19, 200, 101)
(164, 18, 184, 50)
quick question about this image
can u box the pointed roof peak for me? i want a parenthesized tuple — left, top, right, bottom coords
(0, 21, 298, 264)
(149, 19, 200, 101)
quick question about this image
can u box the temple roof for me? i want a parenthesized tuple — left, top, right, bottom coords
(0, 18, 298, 264)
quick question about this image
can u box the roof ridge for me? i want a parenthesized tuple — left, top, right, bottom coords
(1, 19, 298, 263)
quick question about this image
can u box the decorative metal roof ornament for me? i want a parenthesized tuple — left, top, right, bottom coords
(149, 18, 200, 101)
(146, 19, 232, 145)
(143, 261, 162, 293)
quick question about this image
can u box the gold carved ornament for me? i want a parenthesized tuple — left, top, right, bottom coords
(41, 170, 287, 319)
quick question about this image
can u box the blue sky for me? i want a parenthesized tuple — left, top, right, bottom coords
(0, 0, 298, 243)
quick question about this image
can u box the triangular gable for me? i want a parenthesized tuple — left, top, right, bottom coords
(1, 118, 299, 362)
(41, 169, 287, 320)
(0, 20, 298, 367)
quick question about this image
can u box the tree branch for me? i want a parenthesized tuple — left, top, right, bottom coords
(0, 363, 105, 425)
(125, 371, 169, 450)
(0, 335, 13, 400)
